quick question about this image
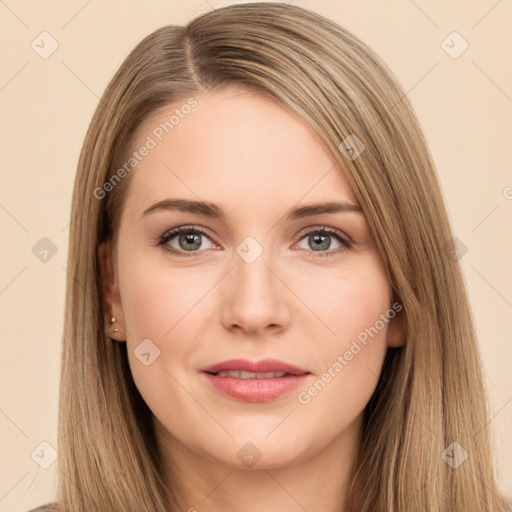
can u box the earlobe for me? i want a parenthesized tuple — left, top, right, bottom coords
(98, 241, 127, 342)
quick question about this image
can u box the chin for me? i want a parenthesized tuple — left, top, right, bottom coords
(204, 435, 314, 471)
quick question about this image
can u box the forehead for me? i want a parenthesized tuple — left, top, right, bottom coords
(123, 86, 358, 216)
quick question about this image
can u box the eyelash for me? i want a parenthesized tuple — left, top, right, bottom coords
(156, 224, 353, 259)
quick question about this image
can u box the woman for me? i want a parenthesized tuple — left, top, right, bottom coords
(30, 2, 511, 511)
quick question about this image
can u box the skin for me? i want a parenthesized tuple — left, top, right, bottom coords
(100, 86, 405, 512)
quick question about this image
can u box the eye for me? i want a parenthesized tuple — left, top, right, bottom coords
(158, 225, 216, 256)
(294, 227, 352, 257)
(156, 225, 353, 258)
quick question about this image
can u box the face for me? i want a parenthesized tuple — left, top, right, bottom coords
(100, 86, 404, 473)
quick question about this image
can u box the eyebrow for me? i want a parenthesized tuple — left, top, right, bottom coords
(140, 198, 364, 221)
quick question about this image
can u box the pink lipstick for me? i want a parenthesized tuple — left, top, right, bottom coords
(200, 358, 311, 402)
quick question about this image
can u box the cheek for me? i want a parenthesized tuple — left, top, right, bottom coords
(117, 254, 202, 420)
(294, 255, 391, 350)
(293, 256, 391, 408)
(118, 248, 205, 339)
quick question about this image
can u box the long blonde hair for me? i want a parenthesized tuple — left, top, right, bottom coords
(56, 3, 511, 511)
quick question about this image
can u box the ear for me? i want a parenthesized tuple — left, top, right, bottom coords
(98, 241, 126, 342)
(386, 300, 406, 348)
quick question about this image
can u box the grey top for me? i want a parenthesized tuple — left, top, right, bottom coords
(26, 505, 53, 512)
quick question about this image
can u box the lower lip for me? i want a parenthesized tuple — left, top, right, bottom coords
(202, 372, 310, 402)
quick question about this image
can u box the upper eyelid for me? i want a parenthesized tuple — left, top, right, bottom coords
(161, 225, 215, 241)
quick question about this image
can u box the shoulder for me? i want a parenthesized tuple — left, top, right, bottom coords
(25, 504, 55, 512)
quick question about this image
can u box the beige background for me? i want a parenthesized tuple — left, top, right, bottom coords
(1, 0, 511, 510)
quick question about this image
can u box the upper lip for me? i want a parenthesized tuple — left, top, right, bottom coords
(201, 358, 310, 375)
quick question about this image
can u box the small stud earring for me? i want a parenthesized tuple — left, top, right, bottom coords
(109, 315, 119, 334)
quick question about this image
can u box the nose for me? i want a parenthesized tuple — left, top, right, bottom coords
(220, 248, 291, 336)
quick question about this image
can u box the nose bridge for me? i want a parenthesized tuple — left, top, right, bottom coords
(234, 239, 278, 305)
(221, 235, 290, 333)
(236, 244, 273, 294)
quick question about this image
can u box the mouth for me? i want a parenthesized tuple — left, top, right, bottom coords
(200, 359, 311, 402)
(208, 370, 301, 379)
(200, 357, 309, 375)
